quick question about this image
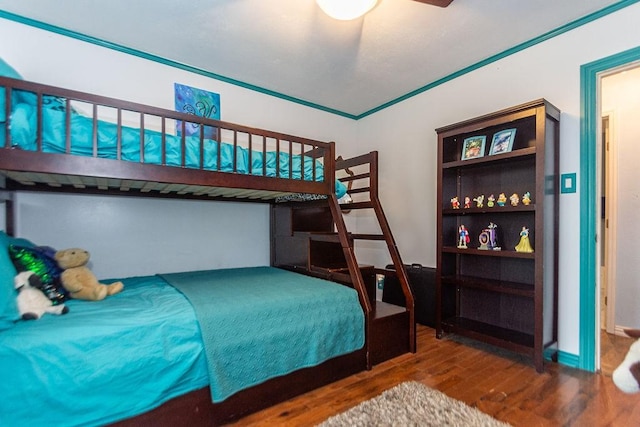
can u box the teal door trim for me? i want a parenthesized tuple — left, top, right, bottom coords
(579, 46, 640, 371)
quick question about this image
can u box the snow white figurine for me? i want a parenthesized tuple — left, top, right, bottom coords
(515, 226, 534, 253)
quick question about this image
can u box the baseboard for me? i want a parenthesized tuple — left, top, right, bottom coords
(614, 325, 633, 337)
(556, 350, 580, 368)
(544, 347, 580, 368)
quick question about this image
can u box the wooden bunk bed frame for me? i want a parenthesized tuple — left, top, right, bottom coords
(0, 76, 414, 425)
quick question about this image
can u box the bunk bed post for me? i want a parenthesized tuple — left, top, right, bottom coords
(0, 190, 14, 237)
(3, 87, 10, 146)
(327, 142, 336, 195)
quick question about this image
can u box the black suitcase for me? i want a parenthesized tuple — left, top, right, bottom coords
(382, 263, 439, 327)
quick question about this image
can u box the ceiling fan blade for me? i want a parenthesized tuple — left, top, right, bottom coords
(412, 0, 454, 7)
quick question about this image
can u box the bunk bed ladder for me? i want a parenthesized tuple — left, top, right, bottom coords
(329, 152, 416, 364)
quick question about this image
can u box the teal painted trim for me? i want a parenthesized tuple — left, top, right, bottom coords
(0, 10, 359, 120)
(1, 1, 639, 120)
(579, 46, 640, 373)
(579, 60, 598, 373)
(560, 173, 577, 194)
(355, 0, 640, 119)
(557, 351, 581, 369)
(542, 347, 579, 368)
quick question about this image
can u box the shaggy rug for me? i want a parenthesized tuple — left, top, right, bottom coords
(318, 381, 511, 427)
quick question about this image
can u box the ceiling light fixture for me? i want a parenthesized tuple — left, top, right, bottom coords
(316, 0, 378, 21)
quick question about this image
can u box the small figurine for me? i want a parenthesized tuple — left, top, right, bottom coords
(487, 194, 495, 208)
(522, 191, 532, 206)
(478, 222, 501, 251)
(457, 225, 470, 249)
(515, 226, 534, 253)
(473, 194, 485, 208)
(497, 193, 507, 207)
(451, 196, 460, 209)
(464, 196, 471, 209)
(510, 193, 520, 207)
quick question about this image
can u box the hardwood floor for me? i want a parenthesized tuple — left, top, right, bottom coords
(600, 329, 635, 377)
(229, 325, 640, 426)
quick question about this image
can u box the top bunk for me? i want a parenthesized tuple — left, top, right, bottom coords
(0, 76, 343, 202)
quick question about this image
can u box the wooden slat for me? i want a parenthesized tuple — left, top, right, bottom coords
(350, 233, 385, 240)
(340, 201, 373, 210)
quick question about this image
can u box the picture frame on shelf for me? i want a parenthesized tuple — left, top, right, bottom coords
(489, 128, 516, 155)
(461, 135, 486, 160)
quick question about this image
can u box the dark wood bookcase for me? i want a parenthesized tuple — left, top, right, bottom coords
(435, 99, 560, 372)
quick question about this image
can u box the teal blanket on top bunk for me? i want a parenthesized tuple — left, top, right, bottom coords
(1, 92, 347, 197)
(160, 267, 366, 402)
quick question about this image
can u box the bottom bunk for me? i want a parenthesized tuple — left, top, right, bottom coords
(0, 232, 366, 426)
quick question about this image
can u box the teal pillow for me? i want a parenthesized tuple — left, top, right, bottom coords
(0, 231, 35, 331)
(0, 57, 23, 123)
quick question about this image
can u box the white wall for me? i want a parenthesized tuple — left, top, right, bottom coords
(357, 3, 640, 356)
(0, 18, 358, 279)
(14, 192, 271, 280)
(602, 67, 640, 330)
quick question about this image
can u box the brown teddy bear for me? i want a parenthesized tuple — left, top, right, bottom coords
(54, 248, 123, 301)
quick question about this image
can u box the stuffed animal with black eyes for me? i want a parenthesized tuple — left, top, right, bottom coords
(14, 271, 69, 320)
(55, 248, 123, 301)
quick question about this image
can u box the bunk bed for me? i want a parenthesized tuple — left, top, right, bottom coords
(0, 63, 414, 426)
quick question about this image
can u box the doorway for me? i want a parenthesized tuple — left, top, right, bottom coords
(579, 46, 640, 372)
(598, 67, 640, 374)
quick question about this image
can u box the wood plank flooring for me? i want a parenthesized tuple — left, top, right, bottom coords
(600, 329, 635, 377)
(229, 325, 640, 426)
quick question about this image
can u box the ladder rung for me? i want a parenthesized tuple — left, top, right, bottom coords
(309, 232, 340, 242)
(350, 233, 385, 241)
(341, 201, 373, 210)
(340, 172, 370, 183)
(348, 187, 370, 195)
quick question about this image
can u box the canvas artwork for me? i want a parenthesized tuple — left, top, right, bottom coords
(174, 83, 220, 138)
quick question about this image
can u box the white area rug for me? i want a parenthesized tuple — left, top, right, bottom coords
(318, 381, 511, 427)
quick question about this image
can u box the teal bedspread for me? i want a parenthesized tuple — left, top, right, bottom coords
(161, 267, 365, 402)
(1, 93, 347, 197)
(0, 268, 364, 426)
(0, 275, 209, 427)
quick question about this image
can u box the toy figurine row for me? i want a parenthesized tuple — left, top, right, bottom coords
(451, 191, 531, 209)
(458, 223, 534, 253)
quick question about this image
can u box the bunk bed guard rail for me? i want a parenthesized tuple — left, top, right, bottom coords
(0, 76, 336, 200)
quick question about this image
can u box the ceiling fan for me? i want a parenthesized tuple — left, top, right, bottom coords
(412, 0, 454, 7)
(317, 0, 454, 21)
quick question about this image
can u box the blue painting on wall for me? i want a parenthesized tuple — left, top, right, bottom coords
(174, 83, 220, 138)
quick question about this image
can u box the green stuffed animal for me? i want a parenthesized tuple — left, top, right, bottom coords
(54, 248, 123, 301)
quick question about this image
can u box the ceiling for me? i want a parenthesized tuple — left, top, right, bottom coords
(0, 0, 628, 118)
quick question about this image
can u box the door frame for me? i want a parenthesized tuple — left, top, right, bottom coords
(601, 112, 617, 335)
(579, 46, 640, 372)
